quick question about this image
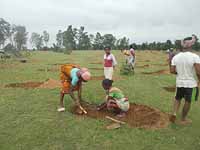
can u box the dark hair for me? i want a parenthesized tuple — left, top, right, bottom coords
(104, 46, 111, 50)
(130, 45, 133, 49)
(102, 79, 113, 87)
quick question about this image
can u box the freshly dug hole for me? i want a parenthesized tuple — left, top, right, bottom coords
(71, 102, 170, 129)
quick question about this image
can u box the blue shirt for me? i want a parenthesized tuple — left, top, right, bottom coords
(70, 68, 80, 86)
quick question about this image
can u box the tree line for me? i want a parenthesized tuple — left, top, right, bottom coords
(1, 18, 200, 51)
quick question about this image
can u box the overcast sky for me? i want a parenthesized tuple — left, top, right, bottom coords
(1, 0, 200, 47)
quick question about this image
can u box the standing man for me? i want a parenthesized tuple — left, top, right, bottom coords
(169, 35, 200, 125)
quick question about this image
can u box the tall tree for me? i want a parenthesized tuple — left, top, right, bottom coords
(30, 32, 43, 50)
(43, 30, 49, 47)
(76, 26, 91, 50)
(103, 34, 116, 49)
(0, 18, 11, 48)
(93, 32, 103, 50)
(116, 37, 129, 50)
(14, 25, 28, 50)
(63, 25, 76, 50)
(56, 30, 63, 48)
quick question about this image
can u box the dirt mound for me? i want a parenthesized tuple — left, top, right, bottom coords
(5, 82, 43, 89)
(163, 86, 176, 92)
(5, 79, 61, 89)
(71, 102, 170, 129)
(38, 78, 61, 89)
(37, 68, 59, 72)
(142, 69, 170, 75)
(91, 76, 123, 81)
(88, 67, 103, 70)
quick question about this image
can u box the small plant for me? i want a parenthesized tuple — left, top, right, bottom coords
(120, 63, 134, 75)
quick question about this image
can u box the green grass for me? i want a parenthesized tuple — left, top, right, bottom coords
(0, 50, 200, 150)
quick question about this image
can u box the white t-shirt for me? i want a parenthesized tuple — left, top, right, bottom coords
(171, 52, 200, 88)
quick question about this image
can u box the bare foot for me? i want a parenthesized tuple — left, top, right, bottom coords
(179, 119, 192, 125)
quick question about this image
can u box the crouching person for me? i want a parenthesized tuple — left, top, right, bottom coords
(97, 79, 130, 117)
(58, 64, 91, 112)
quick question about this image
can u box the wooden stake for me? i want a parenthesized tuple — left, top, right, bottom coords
(105, 116, 126, 124)
(79, 105, 87, 114)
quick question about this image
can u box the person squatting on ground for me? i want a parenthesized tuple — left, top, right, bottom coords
(103, 47, 117, 80)
(97, 79, 130, 117)
(169, 34, 200, 125)
(58, 64, 91, 112)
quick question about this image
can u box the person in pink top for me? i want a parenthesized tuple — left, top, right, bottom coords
(128, 45, 135, 70)
(103, 47, 117, 80)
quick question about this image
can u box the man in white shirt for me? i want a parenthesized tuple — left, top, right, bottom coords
(170, 35, 200, 125)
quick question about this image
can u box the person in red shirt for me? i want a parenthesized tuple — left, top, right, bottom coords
(103, 47, 117, 80)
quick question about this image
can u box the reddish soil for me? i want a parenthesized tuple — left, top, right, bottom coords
(163, 86, 176, 92)
(142, 69, 170, 75)
(37, 68, 59, 72)
(5, 82, 43, 89)
(5, 79, 61, 89)
(71, 102, 170, 129)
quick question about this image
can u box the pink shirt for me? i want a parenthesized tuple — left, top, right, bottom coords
(130, 48, 135, 56)
(104, 54, 117, 67)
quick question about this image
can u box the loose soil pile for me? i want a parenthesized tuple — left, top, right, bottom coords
(71, 102, 170, 129)
(142, 69, 170, 75)
(5, 78, 61, 89)
(37, 68, 59, 72)
(163, 86, 176, 92)
(5, 82, 43, 89)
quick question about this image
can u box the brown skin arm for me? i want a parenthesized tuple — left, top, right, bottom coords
(194, 63, 200, 82)
(69, 85, 80, 106)
(78, 82, 82, 101)
(170, 65, 177, 74)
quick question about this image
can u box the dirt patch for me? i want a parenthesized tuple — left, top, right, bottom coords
(88, 67, 103, 70)
(163, 86, 176, 92)
(71, 102, 170, 129)
(37, 68, 59, 72)
(136, 64, 150, 68)
(5, 82, 43, 89)
(142, 69, 170, 75)
(5, 78, 61, 89)
(91, 76, 123, 81)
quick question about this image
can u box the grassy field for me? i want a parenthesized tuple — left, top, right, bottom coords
(0, 50, 200, 150)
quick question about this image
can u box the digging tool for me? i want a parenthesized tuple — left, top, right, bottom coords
(79, 105, 87, 114)
(105, 116, 126, 125)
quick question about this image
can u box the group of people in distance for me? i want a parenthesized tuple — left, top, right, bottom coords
(58, 34, 200, 124)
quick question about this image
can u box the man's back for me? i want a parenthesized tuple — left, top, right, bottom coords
(172, 52, 200, 88)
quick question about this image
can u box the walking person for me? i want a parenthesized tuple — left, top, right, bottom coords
(169, 35, 200, 125)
